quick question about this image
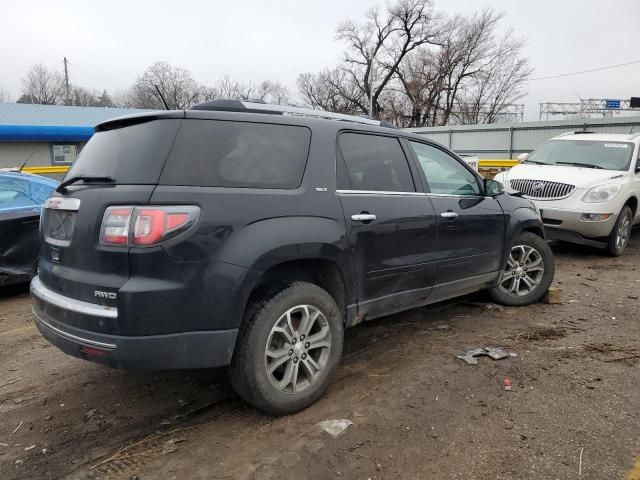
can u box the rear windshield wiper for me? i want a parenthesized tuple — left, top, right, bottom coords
(56, 175, 115, 193)
(554, 161, 602, 169)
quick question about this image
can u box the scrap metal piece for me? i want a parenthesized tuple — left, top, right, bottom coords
(455, 347, 513, 365)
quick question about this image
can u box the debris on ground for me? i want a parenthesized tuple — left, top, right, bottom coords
(12, 421, 23, 434)
(434, 324, 451, 331)
(465, 302, 504, 314)
(318, 419, 353, 438)
(161, 438, 185, 455)
(503, 378, 513, 391)
(455, 347, 513, 365)
(544, 287, 563, 304)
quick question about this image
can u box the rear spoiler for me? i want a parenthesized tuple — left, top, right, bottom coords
(95, 111, 185, 132)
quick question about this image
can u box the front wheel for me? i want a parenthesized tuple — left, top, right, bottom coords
(489, 232, 555, 306)
(606, 206, 633, 257)
(229, 282, 344, 415)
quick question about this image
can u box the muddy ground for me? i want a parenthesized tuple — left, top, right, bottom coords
(1, 237, 639, 480)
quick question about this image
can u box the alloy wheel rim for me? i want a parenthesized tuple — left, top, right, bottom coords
(498, 245, 545, 297)
(616, 213, 631, 250)
(264, 305, 331, 394)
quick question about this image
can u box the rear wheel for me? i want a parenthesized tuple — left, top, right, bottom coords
(606, 206, 632, 257)
(489, 232, 555, 306)
(229, 282, 343, 415)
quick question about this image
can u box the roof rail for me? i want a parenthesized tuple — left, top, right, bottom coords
(190, 100, 395, 128)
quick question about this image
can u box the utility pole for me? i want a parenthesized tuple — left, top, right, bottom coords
(63, 57, 71, 105)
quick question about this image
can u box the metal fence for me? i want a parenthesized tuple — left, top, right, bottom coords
(405, 115, 640, 162)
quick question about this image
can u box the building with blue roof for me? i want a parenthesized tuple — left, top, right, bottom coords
(0, 103, 151, 178)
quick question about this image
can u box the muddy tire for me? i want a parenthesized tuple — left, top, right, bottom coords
(489, 232, 555, 306)
(606, 206, 633, 257)
(229, 282, 343, 415)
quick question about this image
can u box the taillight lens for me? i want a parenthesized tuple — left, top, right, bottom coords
(100, 206, 199, 247)
(101, 207, 133, 245)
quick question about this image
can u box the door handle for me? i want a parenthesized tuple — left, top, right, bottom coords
(440, 211, 459, 219)
(351, 213, 377, 222)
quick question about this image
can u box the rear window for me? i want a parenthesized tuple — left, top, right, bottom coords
(160, 120, 311, 189)
(65, 119, 181, 184)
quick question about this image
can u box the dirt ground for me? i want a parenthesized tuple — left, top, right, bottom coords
(1, 237, 639, 480)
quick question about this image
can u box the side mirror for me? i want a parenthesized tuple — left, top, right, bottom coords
(516, 153, 528, 162)
(484, 178, 505, 197)
(635, 161, 640, 173)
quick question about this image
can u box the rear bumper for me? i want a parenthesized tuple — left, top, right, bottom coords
(31, 276, 237, 370)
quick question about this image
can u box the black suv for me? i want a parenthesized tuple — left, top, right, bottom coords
(31, 101, 554, 414)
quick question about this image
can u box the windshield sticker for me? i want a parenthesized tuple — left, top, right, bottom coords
(603, 143, 628, 148)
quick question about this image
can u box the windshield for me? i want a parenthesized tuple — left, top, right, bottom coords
(0, 175, 56, 214)
(525, 139, 634, 171)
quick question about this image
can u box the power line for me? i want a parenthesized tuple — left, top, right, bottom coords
(528, 59, 640, 81)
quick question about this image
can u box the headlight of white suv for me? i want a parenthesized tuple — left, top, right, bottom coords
(582, 184, 621, 203)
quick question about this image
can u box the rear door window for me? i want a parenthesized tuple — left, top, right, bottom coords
(160, 120, 311, 189)
(338, 133, 415, 192)
(66, 119, 182, 184)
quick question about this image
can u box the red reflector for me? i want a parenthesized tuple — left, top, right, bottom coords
(167, 213, 189, 230)
(79, 346, 106, 357)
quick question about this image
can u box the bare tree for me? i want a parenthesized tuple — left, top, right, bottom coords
(127, 61, 204, 109)
(19, 64, 65, 105)
(299, 2, 531, 126)
(0, 88, 11, 103)
(203, 76, 291, 105)
(95, 89, 114, 108)
(297, 69, 365, 113)
(68, 86, 99, 107)
(453, 31, 531, 124)
(336, 0, 440, 117)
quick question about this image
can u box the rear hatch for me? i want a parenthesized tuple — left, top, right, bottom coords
(37, 115, 183, 331)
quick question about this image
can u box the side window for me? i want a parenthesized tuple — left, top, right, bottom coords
(410, 141, 480, 196)
(161, 121, 311, 189)
(338, 133, 415, 192)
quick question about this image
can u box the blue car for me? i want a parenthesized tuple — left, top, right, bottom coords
(0, 170, 58, 285)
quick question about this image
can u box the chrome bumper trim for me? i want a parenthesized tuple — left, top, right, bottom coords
(30, 276, 118, 319)
(33, 308, 117, 349)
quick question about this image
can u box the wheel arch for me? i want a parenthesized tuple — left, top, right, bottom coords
(624, 195, 638, 217)
(249, 257, 350, 321)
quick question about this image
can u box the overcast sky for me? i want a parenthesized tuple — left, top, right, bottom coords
(1, 0, 639, 120)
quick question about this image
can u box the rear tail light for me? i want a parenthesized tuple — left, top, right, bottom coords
(100, 206, 200, 247)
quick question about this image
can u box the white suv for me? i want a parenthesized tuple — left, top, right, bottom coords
(495, 132, 640, 256)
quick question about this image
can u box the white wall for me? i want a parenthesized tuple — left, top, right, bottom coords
(0, 142, 51, 169)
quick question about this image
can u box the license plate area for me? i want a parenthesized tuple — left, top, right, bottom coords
(43, 197, 81, 247)
(44, 210, 77, 246)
